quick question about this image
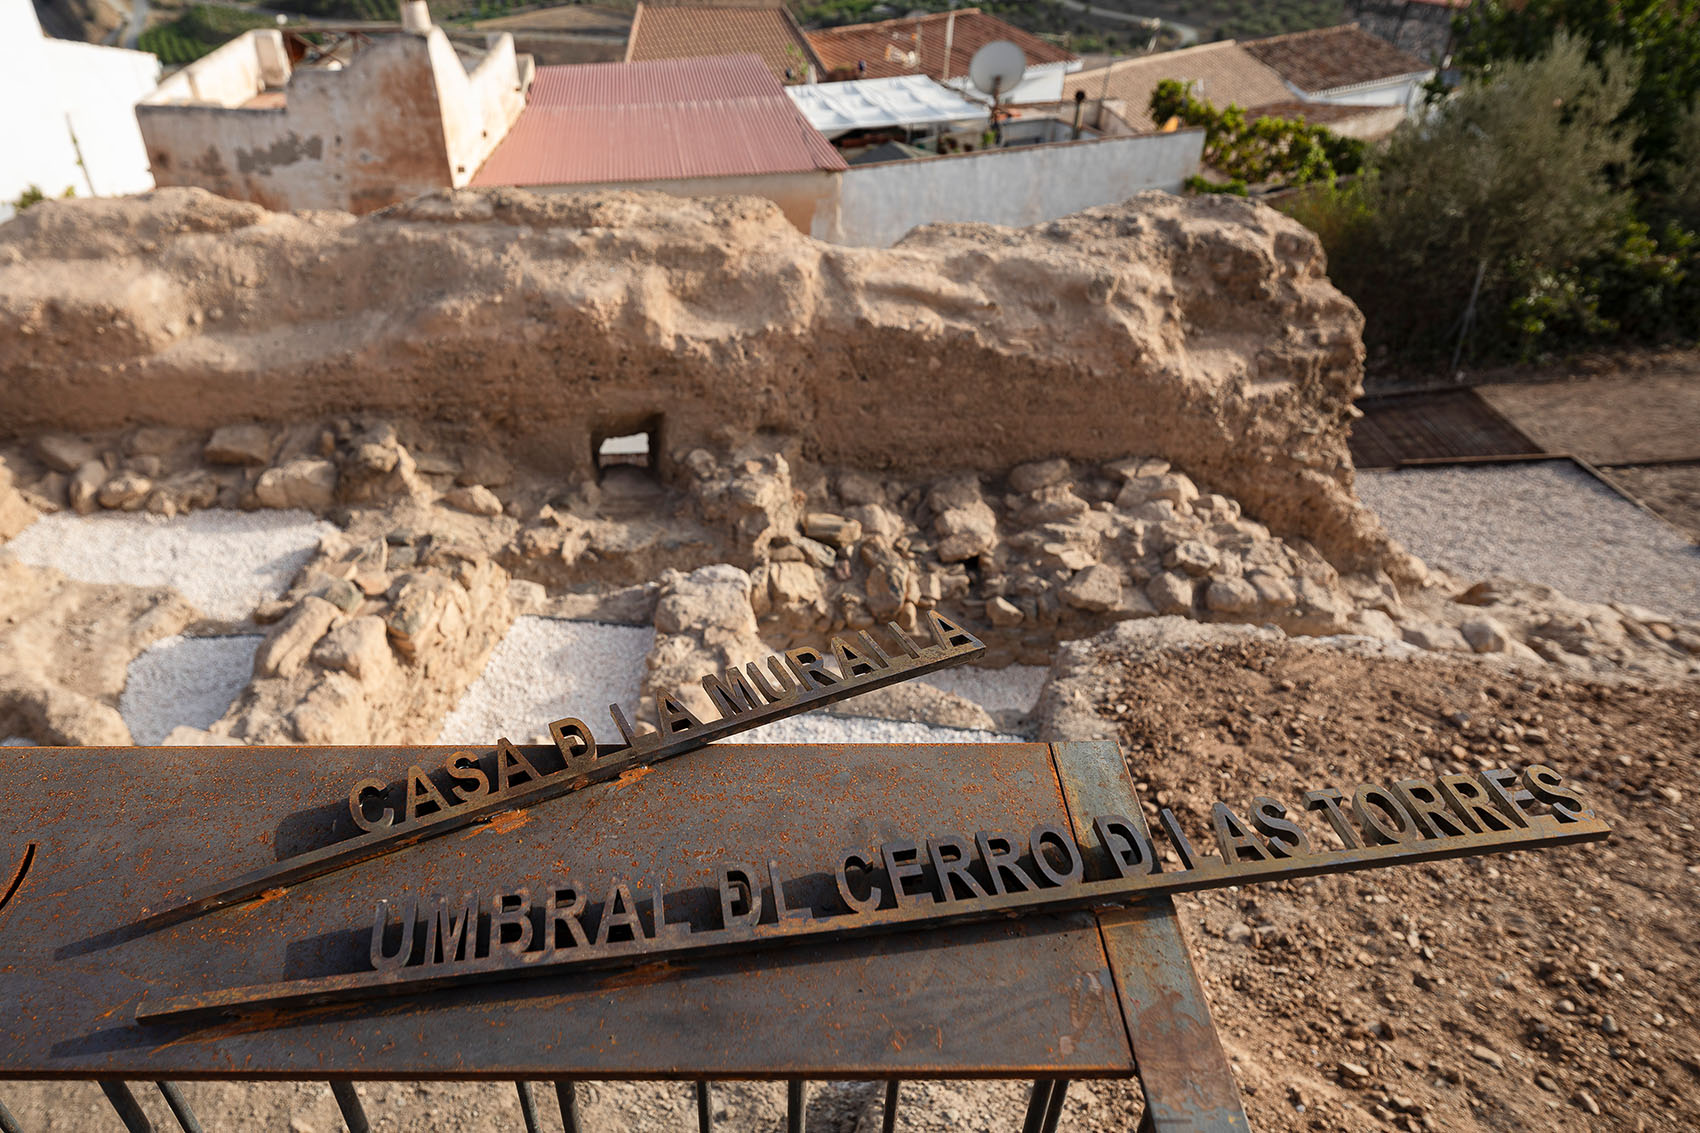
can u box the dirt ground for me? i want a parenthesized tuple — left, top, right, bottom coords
(1476, 366, 1700, 466)
(1086, 635, 1700, 1133)
(1601, 463, 1700, 541)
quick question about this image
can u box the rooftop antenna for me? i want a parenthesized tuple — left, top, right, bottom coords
(968, 39, 1025, 147)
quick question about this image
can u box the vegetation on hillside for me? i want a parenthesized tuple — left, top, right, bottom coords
(1280, 15, 1700, 369)
(794, 0, 1344, 53)
(266, 0, 400, 21)
(139, 4, 274, 63)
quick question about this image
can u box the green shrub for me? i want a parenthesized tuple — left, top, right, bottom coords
(1152, 78, 1364, 187)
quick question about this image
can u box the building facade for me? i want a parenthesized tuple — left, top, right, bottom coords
(137, 9, 531, 214)
(0, 0, 160, 217)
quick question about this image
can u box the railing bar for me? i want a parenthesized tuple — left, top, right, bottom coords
(329, 1081, 370, 1133)
(155, 1083, 204, 1133)
(881, 1080, 900, 1133)
(786, 1080, 806, 1133)
(1019, 1081, 1053, 1133)
(98, 1082, 153, 1133)
(696, 1081, 712, 1133)
(553, 1080, 582, 1133)
(1038, 1079, 1070, 1133)
(0, 1096, 23, 1133)
(516, 1081, 541, 1133)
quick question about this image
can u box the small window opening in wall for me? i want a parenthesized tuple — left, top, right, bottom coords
(595, 418, 660, 479)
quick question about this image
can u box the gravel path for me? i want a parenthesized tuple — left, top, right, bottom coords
(740, 713, 1022, 744)
(437, 618, 655, 745)
(119, 635, 262, 745)
(2, 509, 335, 622)
(919, 664, 1049, 713)
(1357, 461, 1700, 621)
(440, 619, 1042, 746)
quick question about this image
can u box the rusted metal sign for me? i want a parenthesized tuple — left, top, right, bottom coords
(140, 763, 1607, 1024)
(1, 741, 1147, 1080)
(133, 614, 985, 932)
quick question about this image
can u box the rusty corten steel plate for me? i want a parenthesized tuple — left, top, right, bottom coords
(0, 742, 1136, 1080)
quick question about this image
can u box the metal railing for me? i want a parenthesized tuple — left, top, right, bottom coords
(1, 1076, 1076, 1133)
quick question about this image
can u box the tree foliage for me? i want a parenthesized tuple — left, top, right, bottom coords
(1452, 0, 1700, 189)
(1287, 34, 1698, 362)
(1150, 78, 1364, 188)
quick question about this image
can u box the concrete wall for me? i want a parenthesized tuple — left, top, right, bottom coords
(427, 32, 529, 186)
(813, 128, 1204, 246)
(148, 30, 290, 107)
(138, 27, 527, 213)
(533, 171, 842, 236)
(0, 0, 159, 216)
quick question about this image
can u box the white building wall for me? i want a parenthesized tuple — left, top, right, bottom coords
(815, 127, 1204, 247)
(0, 0, 159, 218)
(940, 60, 1074, 105)
(1297, 73, 1433, 111)
(139, 26, 528, 213)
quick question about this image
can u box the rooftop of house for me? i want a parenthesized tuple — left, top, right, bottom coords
(807, 9, 1075, 83)
(469, 53, 845, 187)
(1062, 40, 1292, 131)
(1240, 23, 1432, 95)
(786, 73, 986, 137)
(625, 3, 822, 84)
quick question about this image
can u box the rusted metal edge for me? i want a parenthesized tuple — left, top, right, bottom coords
(130, 617, 985, 934)
(138, 811, 1609, 1025)
(1049, 741, 1250, 1133)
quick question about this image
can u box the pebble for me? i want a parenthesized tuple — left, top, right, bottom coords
(1575, 1088, 1601, 1116)
(1469, 1044, 1504, 1070)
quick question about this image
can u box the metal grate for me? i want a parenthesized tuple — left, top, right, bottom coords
(1349, 389, 1542, 469)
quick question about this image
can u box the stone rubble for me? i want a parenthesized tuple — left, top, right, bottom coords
(2, 414, 1696, 751)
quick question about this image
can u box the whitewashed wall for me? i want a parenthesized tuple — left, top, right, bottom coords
(0, 0, 159, 217)
(813, 127, 1204, 247)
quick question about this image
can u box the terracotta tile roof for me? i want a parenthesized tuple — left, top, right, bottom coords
(1240, 24, 1431, 95)
(1062, 41, 1292, 130)
(807, 9, 1074, 83)
(469, 54, 845, 187)
(1246, 99, 1384, 124)
(626, 4, 822, 84)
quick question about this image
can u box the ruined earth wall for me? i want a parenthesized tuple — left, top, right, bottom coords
(0, 186, 1391, 574)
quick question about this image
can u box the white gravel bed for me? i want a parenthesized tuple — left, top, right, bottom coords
(919, 663, 1050, 713)
(1357, 462, 1700, 621)
(438, 617, 655, 745)
(740, 713, 1022, 744)
(2, 509, 336, 621)
(119, 635, 263, 745)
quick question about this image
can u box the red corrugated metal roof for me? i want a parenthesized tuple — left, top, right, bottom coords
(472, 55, 846, 187)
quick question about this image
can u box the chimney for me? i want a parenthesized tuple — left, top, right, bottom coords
(401, 0, 431, 32)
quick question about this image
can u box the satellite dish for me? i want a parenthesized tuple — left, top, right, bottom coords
(968, 40, 1026, 99)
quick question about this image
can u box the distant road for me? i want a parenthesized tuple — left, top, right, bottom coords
(124, 0, 147, 47)
(1052, 0, 1200, 46)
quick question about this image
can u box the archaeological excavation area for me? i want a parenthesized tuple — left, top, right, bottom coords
(1, 187, 1698, 1132)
